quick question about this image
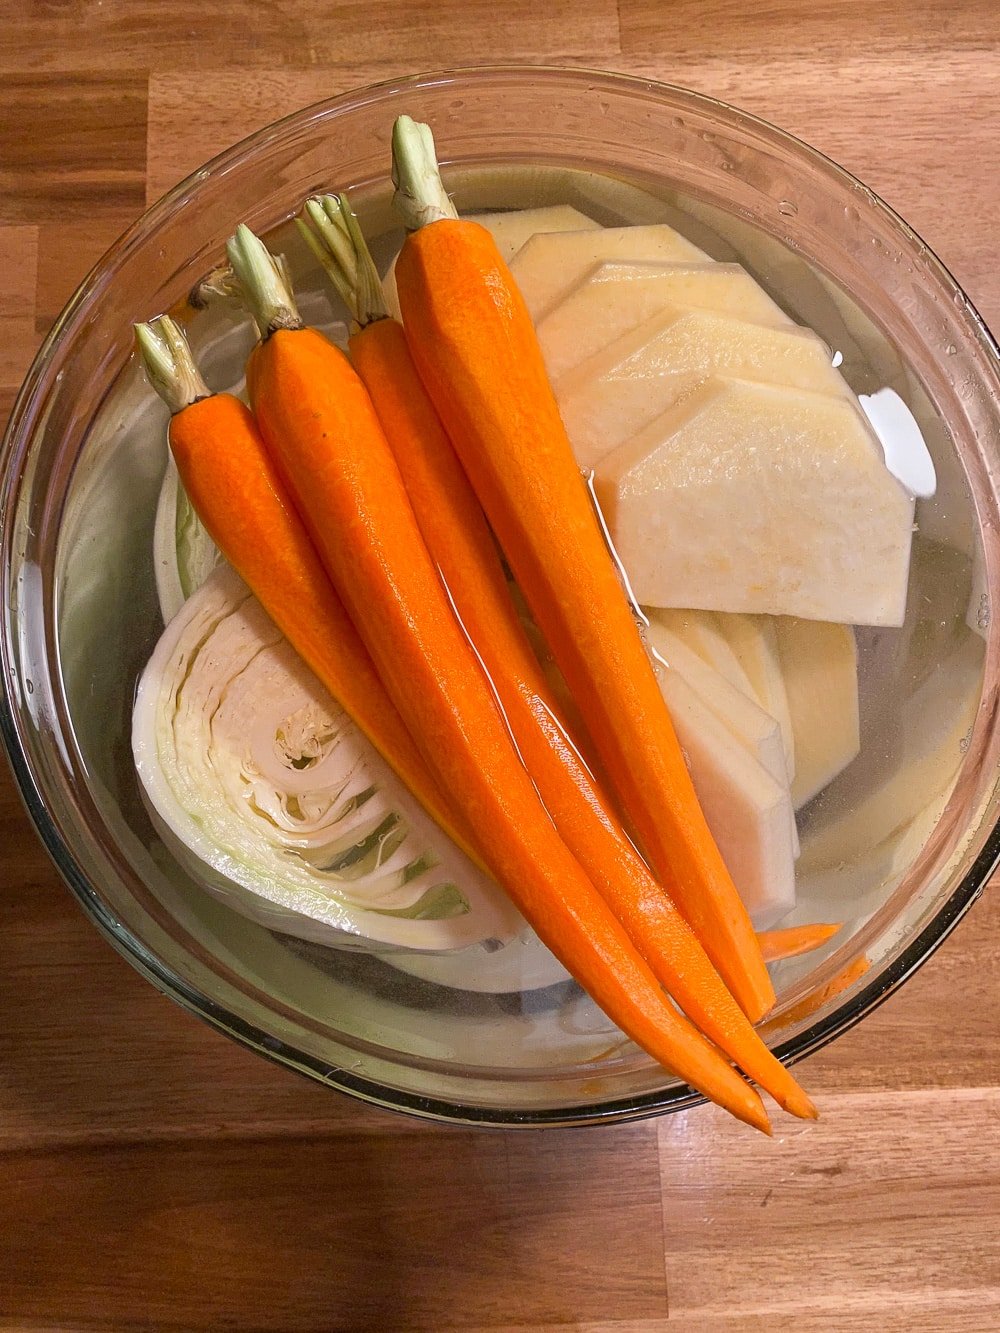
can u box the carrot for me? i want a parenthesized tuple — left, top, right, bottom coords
(132, 316, 474, 861)
(300, 194, 816, 1121)
(226, 225, 771, 1133)
(761, 955, 870, 1035)
(758, 923, 842, 963)
(390, 117, 775, 1023)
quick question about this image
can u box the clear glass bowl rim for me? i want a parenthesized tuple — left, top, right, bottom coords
(2, 63, 999, 1129)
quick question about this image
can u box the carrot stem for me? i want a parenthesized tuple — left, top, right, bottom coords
(134, 319, 210, 413)
(391, 115, 459, 228)
(298, 194, 388, 327)
(226, 223, 302, 337)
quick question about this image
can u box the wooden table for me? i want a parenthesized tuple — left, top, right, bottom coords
(2, 3, 999, 1328)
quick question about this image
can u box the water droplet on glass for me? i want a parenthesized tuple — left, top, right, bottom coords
(778, 200, 797, 217)
(844, 205, 860, 223)
(946, 344, 958, 356)
(25, 678, 33, 695)
(670, 115, 685, 130)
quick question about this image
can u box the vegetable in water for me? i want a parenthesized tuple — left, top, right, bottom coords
(382, 202, 601, 319)
(535, 259, 793, 378)
(757, 922, 842, 963)
(299, 193, 815, 1121)
(227, 221, 773, 1133)
(391, 115, 775, 1023)
(510, 224, 708, 322)
(134, 316, 478, 861)
(593, 377, 915, 625)
(555, 307, 849, 470)
(152, 452, 220, 623)
(774, 617, 861, 810)
(133, 564, 519, 949)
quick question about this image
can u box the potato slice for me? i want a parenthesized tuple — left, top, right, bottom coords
(796, 634, 982, 873)
(646, 608, 756, 706)
(647, 619, 800, 859)
(596, 377, 915, 626)
(646, 620, 788, 790)
(538, 260, 792, 378)
(558, 306, 845, 468)
(467, 204, 600, 263)
(656, 668, 797, 928)
(510, 225, 707, 322)
(714, 614, 796, 782)
(774, 619, 860, 810)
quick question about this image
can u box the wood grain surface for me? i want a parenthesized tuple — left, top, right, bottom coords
(2, 2, 999, 1329)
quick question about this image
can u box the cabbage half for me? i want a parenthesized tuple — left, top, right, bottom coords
(133, 563, 523, 951)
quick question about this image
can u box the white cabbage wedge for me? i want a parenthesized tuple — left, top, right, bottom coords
(152, 453, 222, 624)
(132, 564, 522, 952)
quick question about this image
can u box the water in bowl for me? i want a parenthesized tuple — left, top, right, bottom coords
(53, 163, 984, 1111)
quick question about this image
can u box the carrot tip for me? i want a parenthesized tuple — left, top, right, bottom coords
(786, 1090, 820, 1121)
(738, 1092, 773, 1137)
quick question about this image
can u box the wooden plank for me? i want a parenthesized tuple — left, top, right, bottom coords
(0, 226, 38, 392)
(0, 0, 620, 74)
(146, 68, 391, 202)
(620, 0, 996, 60)
(657, 1089, 1000, 1323)
(0, 74, 147, 225)
(451, 1317, 998, 1333)
(34, 219, 133, 333)
(0, 1122, 667, 1331)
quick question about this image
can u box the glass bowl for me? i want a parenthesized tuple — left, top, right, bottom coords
(3, 66, 999, 1127)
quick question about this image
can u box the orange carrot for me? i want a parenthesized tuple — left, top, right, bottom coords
(390, 117, 775, 1023)
(301, 195, 815, 1121)
(133, 316, 474, 861)
(761, 955, 870, 1035)
(758, 923, 842, 963)
(226, 226, 771, 1133)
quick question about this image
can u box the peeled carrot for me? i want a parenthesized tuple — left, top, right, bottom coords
(761, 955, 870, 1035)
(758, 923, 842, 963)
(390, 117, 775, 1023)
(132, 316, 474, 861)
(227, 225, 771, 1133)
(300, 195, 815, 1121)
